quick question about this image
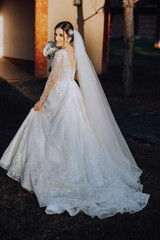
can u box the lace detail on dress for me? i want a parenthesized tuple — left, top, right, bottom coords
(40, 50, 64, 101)
(0, 45, 150, 219)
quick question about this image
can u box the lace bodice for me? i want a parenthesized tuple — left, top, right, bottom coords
(40, 49, 76, 101)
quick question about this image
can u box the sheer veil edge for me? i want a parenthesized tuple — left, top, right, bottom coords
(74, 29, 143, 190)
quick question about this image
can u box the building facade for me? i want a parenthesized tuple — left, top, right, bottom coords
(0, 0, 105, 78)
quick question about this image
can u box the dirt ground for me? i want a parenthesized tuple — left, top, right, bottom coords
(0, 65, 160, 239)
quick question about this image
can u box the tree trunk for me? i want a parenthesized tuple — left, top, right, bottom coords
(122, 0, 134, 98)
(154, 3, 160, 49)
(77, 2, 84, 40)
(102, 0, 111, 73)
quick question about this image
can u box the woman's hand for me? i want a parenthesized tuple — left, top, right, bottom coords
(34, 99, 44, 111)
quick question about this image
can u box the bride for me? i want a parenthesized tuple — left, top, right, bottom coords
(0, 21, 150, 219)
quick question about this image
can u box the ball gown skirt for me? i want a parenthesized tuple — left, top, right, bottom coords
(0, 53, 150, 219)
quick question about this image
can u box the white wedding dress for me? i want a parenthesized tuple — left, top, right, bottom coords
(0, 47, 150, 219)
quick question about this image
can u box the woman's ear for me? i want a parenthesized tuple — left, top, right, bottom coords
(67, 36, 72, 43)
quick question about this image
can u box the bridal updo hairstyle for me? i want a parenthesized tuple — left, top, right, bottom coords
(54, 21, 74, 43)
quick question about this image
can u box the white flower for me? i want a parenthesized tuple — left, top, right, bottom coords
(47, 47, 57, 55)
(43, 41, 58, 59)
(68, 29, 74, 36)
(43, 43, 50, 57)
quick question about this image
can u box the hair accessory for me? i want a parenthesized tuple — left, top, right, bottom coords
(68, 29, 74, 36)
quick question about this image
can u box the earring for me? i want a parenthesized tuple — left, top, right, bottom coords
(67, 39, 71, 43)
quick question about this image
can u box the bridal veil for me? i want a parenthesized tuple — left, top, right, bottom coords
(74, 29, 143, 191)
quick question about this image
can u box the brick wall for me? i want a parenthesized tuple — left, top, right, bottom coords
(110, 13, 156, 39)
(35, 0, 48, 78)
(110, 14, 124, 38)
(138, 14, 156, 39)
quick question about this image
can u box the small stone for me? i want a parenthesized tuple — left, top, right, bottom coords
(131, 112, 140, 117)
(144, 143, 151, 147)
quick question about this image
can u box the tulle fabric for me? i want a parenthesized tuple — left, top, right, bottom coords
(0, 45, 150, 219)
(74, 29, 145, 190)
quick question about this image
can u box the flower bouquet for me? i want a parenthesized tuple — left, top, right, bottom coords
(43, 41, 60, 72)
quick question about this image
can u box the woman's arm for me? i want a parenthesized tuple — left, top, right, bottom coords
(39, 76, 57, 103)
(34, 50, 64, 111)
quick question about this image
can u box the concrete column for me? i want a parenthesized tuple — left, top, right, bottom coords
(35, 0, 48, 78)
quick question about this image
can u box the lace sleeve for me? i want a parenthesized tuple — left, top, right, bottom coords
(40, 50, 64, 101)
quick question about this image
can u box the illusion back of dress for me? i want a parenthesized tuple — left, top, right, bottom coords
(40, 49, 77, 102)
